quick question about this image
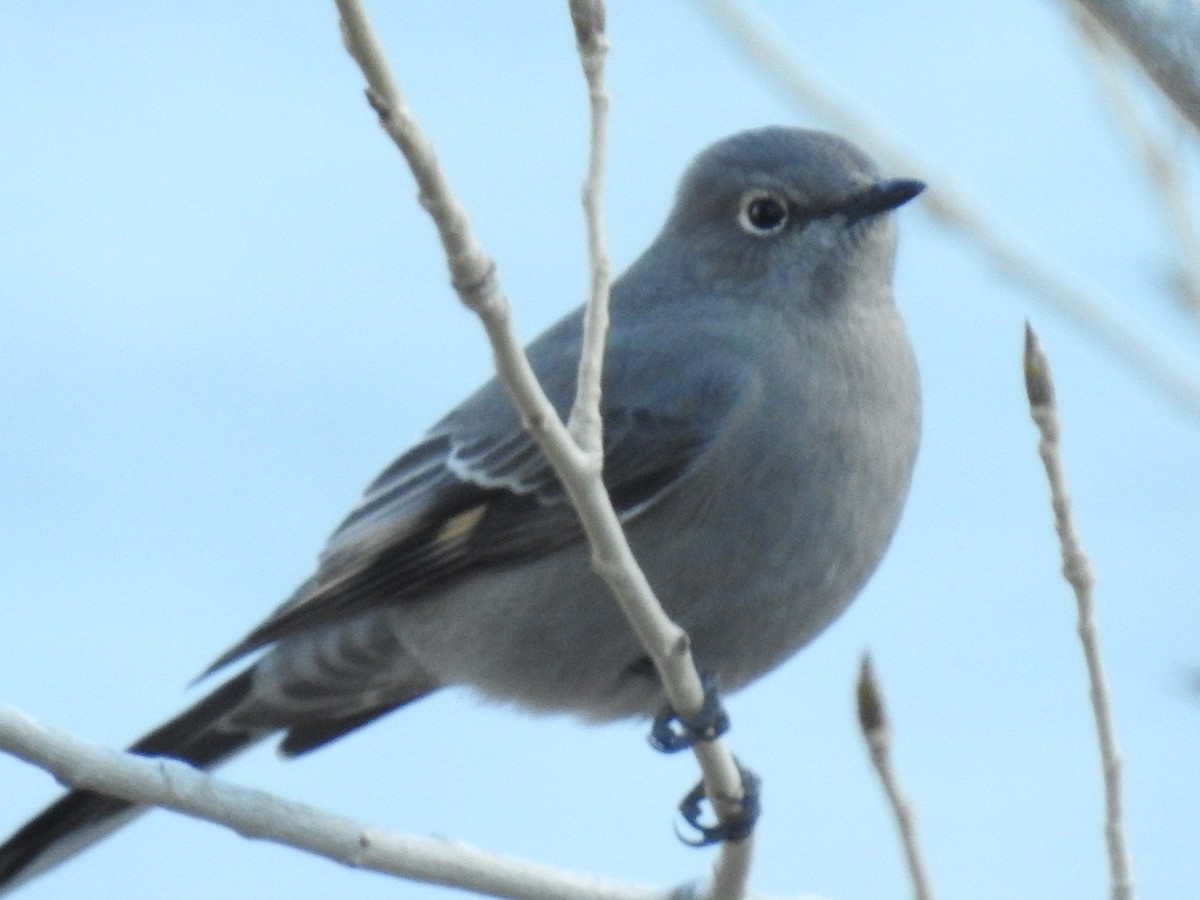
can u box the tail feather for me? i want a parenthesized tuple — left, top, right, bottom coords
(0, 669, 262, 894)
(279, 680, 435, 757)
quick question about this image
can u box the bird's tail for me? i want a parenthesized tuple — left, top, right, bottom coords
(0, 668, 263, 894)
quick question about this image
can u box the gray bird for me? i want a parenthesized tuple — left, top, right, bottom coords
(0, 126, 922, 891)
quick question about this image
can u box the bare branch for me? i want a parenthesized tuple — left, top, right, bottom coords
(694, 0, 1200, 423)
(335, 0, 677, 704)
(1023, 324, 1135, 900)
(333, 0, 756, 880)
(0, 705, 714, 900)
(856, 656, 933, 900)
(1070, 0, 1200, 133)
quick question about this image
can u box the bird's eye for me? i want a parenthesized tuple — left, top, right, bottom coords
(738, 190, 789, 236)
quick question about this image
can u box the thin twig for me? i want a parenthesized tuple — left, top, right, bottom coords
(333, 0, 754, 876)
(566, 0, 613, 457)
(693, 0, 1200, 423)
(1069, 4, 1200, 317)
(856, 656, 933, 900)
(1023, 323, 1135, 900)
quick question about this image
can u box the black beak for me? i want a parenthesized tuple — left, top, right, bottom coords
(851, 177, 926, 217)
(868, 180, 921, 214)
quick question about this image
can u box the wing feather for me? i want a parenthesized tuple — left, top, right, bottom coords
(204, 316, 756, 675)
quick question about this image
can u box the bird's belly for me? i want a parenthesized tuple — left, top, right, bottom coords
(389, 438, 906, 722)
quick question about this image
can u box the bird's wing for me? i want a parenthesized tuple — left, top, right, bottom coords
(203, 336, 755, 675)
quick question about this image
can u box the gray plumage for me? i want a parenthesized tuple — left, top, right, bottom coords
(0, 126, 922, 891)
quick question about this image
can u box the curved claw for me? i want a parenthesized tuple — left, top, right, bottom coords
(676, 761, 762, 847)
(648, 674, 730, 754)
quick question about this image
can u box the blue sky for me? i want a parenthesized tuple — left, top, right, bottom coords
(2, 3, 1199, 899)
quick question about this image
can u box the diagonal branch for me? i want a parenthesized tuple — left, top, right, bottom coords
(0, 704, 721, 900)
(334, 2, 756, 893)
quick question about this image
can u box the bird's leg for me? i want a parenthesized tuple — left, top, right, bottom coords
(646, 674, 762, 845)
(647, 673, 730, 753)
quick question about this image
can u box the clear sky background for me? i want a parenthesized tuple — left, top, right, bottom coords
(2, 3, 1199, 899)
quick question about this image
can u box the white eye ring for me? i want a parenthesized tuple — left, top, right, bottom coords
(738, 190, 789, 236)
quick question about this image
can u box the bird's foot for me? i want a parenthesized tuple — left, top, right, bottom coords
(677, 759, 761, 846)
(647, 673, 730, 753)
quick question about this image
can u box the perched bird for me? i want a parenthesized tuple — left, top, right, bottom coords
(0, 126, 923, 892)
